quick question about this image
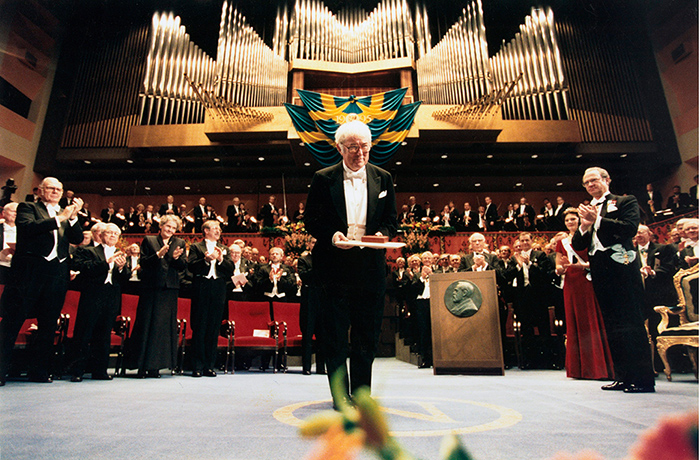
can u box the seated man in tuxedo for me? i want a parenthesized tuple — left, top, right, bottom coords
(69, 223, 128, 381)
(0, 177, 84, 385)
(305, 118, 397, 407)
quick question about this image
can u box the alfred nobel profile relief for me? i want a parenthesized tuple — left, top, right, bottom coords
(444, 280, 483, 318)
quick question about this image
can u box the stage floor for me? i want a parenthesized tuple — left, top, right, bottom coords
(0, 358, 696, 460)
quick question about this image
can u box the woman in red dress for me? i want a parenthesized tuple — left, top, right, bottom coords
(555, 208, 614, 380)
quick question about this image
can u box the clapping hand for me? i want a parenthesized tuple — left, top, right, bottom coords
(172, 245, 184, 260)
(577, 204, 597, 232)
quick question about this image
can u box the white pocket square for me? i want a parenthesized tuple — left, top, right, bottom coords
(378, 190, 387, 199)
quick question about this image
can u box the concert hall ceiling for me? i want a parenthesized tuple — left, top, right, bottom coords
(34, 0, 684, 196)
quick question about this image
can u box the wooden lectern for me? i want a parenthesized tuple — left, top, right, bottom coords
(429, 271, 504, 375)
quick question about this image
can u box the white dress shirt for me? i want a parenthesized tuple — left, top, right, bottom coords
(342, 163, 367, 240)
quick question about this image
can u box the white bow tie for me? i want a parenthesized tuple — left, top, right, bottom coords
(47, 204, 60, 213)
(346, 170, 366, 181)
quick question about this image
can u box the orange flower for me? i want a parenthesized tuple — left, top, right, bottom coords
(627, 411, 698, 460)
(303, 422, 365, 460)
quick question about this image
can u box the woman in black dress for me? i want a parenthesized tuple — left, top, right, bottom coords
(126, 215, 186, 377)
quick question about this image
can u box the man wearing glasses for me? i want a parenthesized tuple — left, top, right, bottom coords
(305, 119, 397, 408)
(0, 177, 85, 385)
(572, 167, 655, 393)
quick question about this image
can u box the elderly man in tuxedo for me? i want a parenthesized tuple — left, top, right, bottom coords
(188, 220, 234, 377)
(69, 223, 128, 381)
(0, 177, 84, 385)
(572, 167, 655, 393)
(459, 233, 497, 271)
(305, 119, 397, 407)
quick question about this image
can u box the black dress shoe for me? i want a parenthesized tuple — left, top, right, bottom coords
(146, 370, 161, 378)
(302, 369, 311, 375)
(70, 375, 83, 382)
(92, 374, 113, 381)
(0, 379, 5, 387)
(623, 384, 655, 393)
(191, 370, 202, 378)
(601, 381, 626, 391)
(28, 374, 53, 383)
(203, 369, 217, 377)
(135, 372, 146, 379)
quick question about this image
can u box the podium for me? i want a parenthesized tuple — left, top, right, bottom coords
(429, 271, 504, 375)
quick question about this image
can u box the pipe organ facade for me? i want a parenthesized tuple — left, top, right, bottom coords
(58, 0, 658, 150)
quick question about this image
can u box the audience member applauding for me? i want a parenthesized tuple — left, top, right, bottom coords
(69, 223, 128, 382)
(125, 215, 186, 378)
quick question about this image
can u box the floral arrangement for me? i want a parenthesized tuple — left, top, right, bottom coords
(401, 230, 432, 255)
(285, 231, 311, 257)
(301, 377, 699, 460)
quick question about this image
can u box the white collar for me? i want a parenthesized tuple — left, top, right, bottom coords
(590, 192, 611, 206)
(342, 162, 366, 181)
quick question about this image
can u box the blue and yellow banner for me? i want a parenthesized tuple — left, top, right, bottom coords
(284, 88, 421, 167)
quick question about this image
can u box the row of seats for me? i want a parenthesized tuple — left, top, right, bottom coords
(0, 284, 307, 377)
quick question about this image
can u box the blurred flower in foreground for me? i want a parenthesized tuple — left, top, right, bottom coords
(627, 411, 698, 460)
(300, 371, 424, 460)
